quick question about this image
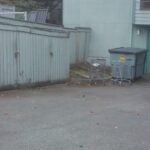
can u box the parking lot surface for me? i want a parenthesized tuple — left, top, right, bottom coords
(0, 82, 150, 150)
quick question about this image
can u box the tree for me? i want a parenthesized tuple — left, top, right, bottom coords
(0, 0, 62, 11)
(34, 0, 62, 25)
(33, 0, 62, 13)
(0, 0, 62, 25)
(0, 0, 39, 10)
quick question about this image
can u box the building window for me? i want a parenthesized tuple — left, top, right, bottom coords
(141, 0, 150, 10)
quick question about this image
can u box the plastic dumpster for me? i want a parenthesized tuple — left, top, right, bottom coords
(109, 47, 146, 81)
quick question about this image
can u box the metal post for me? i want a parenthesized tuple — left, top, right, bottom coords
(24, 12, 27, 21)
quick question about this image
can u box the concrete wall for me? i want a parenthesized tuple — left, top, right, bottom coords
(63, 0, 134, 63)
(132, 26, 148, 49)
(132, 25, 150, 72)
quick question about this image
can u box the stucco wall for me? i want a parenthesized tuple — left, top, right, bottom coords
(132, 26, 148, 49)
(63, 0, 133, 62)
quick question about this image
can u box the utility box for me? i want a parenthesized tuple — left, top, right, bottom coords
(109, 47, 146, 80)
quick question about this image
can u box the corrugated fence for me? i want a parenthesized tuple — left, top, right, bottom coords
(0, 17, 91, 89)
(66, 27, 91, 64)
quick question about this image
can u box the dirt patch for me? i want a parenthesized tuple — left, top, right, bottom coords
(69, 63, 112, 86)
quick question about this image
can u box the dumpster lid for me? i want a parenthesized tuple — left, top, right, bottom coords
(109, 47, 147, 54)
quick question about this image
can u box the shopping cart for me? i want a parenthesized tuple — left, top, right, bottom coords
(111, 62, 133, 86)
(87, 57, 108, 85)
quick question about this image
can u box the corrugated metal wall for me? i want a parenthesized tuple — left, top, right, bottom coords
(0, 17, 91, 65)
(76, 28, 91, 63)
(0, 22, 70, 89)
(67, 28, 91, 64)
(0, 17, 91, 88)
(0, 30, 17, 87)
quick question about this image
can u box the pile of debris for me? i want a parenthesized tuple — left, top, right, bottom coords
(70, 62, 111, 86)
